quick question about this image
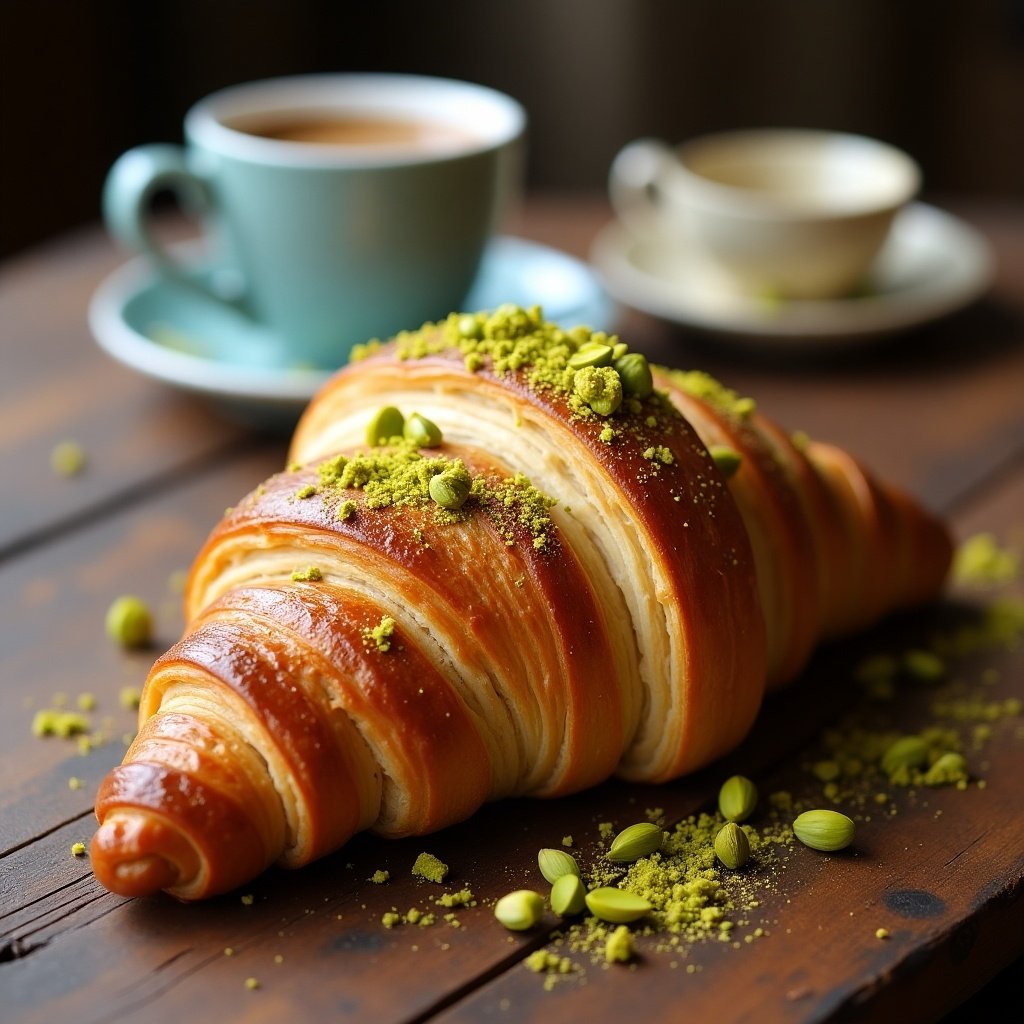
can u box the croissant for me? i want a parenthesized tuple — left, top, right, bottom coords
(91, 306, 952, 900)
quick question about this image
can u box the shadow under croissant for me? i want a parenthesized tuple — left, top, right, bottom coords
(101, 597, 996, 911)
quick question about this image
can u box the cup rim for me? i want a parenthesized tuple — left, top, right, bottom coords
(673, 128, 921, 219)
(185, 73, 526, 168)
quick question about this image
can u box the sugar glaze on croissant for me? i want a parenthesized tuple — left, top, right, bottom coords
(92, 306, 952, 899)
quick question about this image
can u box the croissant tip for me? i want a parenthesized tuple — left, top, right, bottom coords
(91, 819, 181, 898)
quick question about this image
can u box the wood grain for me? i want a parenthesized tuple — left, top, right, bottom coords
(1, 196, 1023, 1022)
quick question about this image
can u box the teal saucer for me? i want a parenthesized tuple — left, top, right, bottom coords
(89, 237, 615, 429)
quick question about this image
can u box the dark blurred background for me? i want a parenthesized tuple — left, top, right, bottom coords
(3, 0, 1024, 261)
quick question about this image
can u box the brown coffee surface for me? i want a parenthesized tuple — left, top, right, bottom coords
(239, 115, 475, 150)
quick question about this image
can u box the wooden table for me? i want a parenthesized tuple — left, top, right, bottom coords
(2, 195, 1022, 1023)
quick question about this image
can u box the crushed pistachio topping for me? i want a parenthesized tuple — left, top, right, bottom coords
(362, 615, 396, 653)
(290, 566, 322, 582)
(304, 442, 558, 551)
(389, 305, 666, 424)
(660, 368, 756, 419)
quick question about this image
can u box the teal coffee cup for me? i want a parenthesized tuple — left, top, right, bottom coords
(103, 74, 526, 368)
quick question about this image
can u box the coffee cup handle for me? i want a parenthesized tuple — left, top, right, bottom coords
(608, 138, 683, 237)
(102, 144, 238, 305)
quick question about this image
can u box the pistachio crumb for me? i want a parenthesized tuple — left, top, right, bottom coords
(362, 615, 396, 653)
(71, 841, 86, 857)
(605, 925, 635, 964)
(119, 686, 141, 710)
(412, 852, 449, 884)
(50, 440, 86, 476)
(105, 595, 153, 649)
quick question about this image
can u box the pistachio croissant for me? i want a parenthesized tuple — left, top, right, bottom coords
(92, 306, 951, 899)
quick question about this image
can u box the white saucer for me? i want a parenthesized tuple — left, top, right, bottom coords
(590, 202, 994, 346)
(89, 236, 614, 428)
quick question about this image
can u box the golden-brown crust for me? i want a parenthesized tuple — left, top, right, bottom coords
(291, 351, 767, 781)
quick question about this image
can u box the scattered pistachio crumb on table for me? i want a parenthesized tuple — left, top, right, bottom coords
(411, 852, 448, 883)
(244, 978, 259, 991)
(50, 440, 86, 477)
(370, 869, 390, 884)
(953, 532, 1020, 586)
(240, 893, 254, 906)
(32, 709, 89, 738)
(70, 842, 86, 857)
(105, 595, 153, 649)
(119, 686, 141, 710)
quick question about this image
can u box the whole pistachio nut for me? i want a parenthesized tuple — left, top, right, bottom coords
(718, 775, 758, 823)
(881, 736, 930, 776)
(494, 889, 544, 931)
(428, 468, 471, 510)
(923, 751, 969, 786)
(538, 848, 580, 884)
(403, 412, 443, 448)
(366, 405, 405, 447)
(709, 445, 743, 480)
(584, 887, 652, 924)
(568, 342, 614, 370)
(105, 595, 153, 649)
(550, 873, 586, 917)
(607, 822, 664, 863)
(614, 352, 654, 399)
(793, 809, 855, 852)
(714, 821, 751, 870)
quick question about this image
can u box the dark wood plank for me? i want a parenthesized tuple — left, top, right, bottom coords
(0, 446, 286, 853)
(0, 225, 257, 558)
(432, 472, 1024, 1024)
(2, 198, 1024, 1023)
(2, 465, 1021, 1023)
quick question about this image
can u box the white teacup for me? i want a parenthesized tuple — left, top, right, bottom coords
(610, 129, 921, 300)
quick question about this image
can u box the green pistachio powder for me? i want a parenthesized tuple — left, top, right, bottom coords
(34, 305, 1023, 994)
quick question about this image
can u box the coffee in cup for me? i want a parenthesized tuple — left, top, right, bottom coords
(103, 74, 526, 368)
